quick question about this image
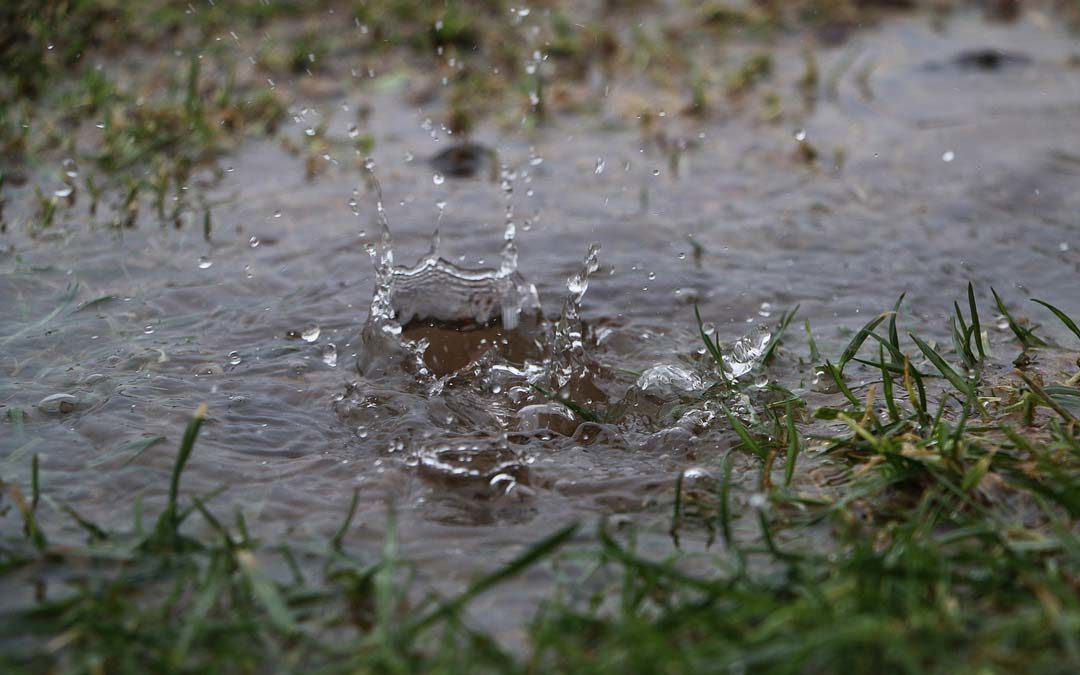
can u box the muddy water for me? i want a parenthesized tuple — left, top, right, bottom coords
(2, 12, 1080, 635)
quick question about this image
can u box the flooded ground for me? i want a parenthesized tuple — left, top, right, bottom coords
(3, 5, 1080, 641)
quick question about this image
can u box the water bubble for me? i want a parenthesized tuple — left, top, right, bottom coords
(273, 210, 282, 218)
(995, 316, 1009, 331)
(322, 342, 338, 367)
(197, 256, 213, 269)
(143, 324, 155, 334)
(302, 324, 321, 342)
(758, 302, 772, 318)
(682, 466, 712, 481)
(433, 173, 445, 185)
(594, 157, 605, 175)
(228, 351, 242, 365)
(942, 150, 955, 162)
(357, 425, 369, 439)
(647, 271, 656, 280)
(652, 169, 661, 176)
(248, 235, 260, 248)
(38, 393, 78, 414)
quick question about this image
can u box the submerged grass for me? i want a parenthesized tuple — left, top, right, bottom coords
(3, 284, 1079, 672)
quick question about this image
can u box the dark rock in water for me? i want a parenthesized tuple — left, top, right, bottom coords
(430, 142, 493, 178)
(928, 49, 1032, 72)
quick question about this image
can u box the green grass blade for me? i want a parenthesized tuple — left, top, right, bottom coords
(722, 405, 767, 460)
(992, 287, 1045, 348)
(157, 404, 207, 539)
(1032, 299, 1080, 344)
(839, 313, 890, 373)
(968, 282, 985, 359)
(908, 333, 975, 400)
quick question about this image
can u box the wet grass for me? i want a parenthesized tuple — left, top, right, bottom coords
(3, 284, 1079, 673)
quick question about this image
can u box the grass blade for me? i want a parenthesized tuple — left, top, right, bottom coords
(839, 312, 890, 373)
(1032, 299, 1080, 344)
(908, 333, 975, 400)
(968, 282, 985, 359)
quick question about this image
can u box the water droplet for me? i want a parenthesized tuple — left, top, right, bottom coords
(228, 351, 242, 365)
(647, 271, 656, 280)
(53, 185, 73, 198)
(652, 169, 661, 176)
(322, 342, 338, 367)
(248, 235, 260, 248)
(594, 158, 605, 174)
(243, 264, 254, 278)
(273, 210, 282, 218)
(758, 302, 772, 318)
(433, 173, 445, 185)
(348, 197, 360, 215)
(404, 151, 415, 162)
(197, 256, 213, 269)
(942, 150, 955, 162)
(143, 324, 155, 334)
(794, 129, 807, 141)
(347, 123, 360, 138)
(62, 158, 78, 179)
(305, 127, 316, 137)
(302, 324, 321, 342)
(1060, 242, 1070, 252)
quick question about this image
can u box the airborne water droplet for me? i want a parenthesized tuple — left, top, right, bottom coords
(433, 173, 445, 185)
(197, 256, 213, 269)
(594, 158, 605, 175)
(249, 235, 260, 248)
(322, 343, 338, 367)
(347, 123, 360, 138)
(942, 150, 955, 162)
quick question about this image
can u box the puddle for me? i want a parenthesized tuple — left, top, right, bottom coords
(2, 8, 1080, 638)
